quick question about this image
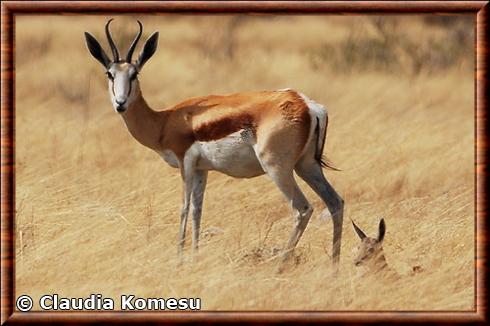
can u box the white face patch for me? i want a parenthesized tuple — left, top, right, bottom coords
(107, 63, 139, 113)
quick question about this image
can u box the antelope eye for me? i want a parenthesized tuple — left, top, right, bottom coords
(106, 72, 114, 80)
(130, 72, 138, 81)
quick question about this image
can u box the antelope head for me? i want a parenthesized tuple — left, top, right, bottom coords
(84, 19, 159, 113)
(351, 218, 387, 270)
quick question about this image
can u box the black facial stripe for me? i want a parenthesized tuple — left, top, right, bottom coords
(127, 79, 132, 99)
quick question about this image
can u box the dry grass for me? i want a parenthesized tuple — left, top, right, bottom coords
(15, 15, 474, 310)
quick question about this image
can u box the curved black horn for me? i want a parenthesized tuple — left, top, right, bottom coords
(126, 20, 143, 63)
(105, 19, 120, 62)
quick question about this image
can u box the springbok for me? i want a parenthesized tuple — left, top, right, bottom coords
(351, 218, 391, 273)
(84, 20, 344, 269)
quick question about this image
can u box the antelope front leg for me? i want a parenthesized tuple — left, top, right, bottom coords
(178, 176, 192, 260)
(191, 170, 208, 254)
(178, 153, 198, 261)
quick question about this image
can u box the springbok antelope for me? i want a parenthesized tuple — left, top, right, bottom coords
(84, 20, 344, 268)
(351, 218, 392, 273)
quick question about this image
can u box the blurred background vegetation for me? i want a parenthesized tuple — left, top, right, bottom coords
(310, 16, 473, 74)
(17, 15, 473, 73)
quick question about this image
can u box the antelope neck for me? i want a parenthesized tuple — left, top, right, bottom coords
(120, 90, 166, 151)
(374, 253, 389, 272)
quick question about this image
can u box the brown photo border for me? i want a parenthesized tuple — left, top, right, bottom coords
(1, 1, 488, 324)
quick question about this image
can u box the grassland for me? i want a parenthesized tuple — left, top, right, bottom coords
(15, 15, 474, 310)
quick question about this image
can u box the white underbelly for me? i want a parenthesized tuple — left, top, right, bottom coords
(196, 130, 264, 178)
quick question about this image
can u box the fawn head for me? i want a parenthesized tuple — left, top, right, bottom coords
(352, 218, 386, 268)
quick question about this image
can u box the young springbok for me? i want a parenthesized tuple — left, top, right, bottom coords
(84, 20, 344, 268)
(351, 218, 393, 274)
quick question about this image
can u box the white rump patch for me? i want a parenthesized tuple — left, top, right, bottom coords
(296, 91, 328, 159)
(296, 92, 328, 116)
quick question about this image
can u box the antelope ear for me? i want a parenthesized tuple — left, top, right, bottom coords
(84, 32, 111, 68)
(351, 220, 367, 240)
(378, 218, 386, 242)
(136, 31, 159, 70)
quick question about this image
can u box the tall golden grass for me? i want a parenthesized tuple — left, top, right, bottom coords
(15, 15, 474, 310)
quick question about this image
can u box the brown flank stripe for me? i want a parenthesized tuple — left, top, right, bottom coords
(193, 112, 256, 142)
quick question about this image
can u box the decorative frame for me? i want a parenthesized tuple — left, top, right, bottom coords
(1, 1, 487, 324)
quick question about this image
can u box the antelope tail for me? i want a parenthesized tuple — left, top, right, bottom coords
(315, 117, 341, 171)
